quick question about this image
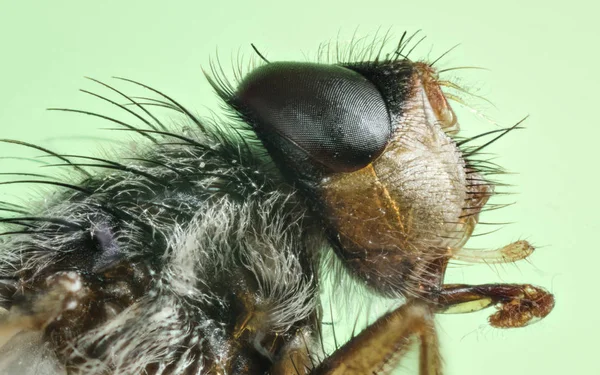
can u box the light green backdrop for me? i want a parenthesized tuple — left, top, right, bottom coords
(0, 0, 595, 374)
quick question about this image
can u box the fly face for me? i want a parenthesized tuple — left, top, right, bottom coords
(0, 34, 554, 375)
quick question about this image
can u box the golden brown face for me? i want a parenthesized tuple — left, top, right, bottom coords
(318, 62, 491, 295)
(231, 58, 492, 297)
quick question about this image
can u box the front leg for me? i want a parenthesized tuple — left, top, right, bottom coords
(310, 301, 441, 375)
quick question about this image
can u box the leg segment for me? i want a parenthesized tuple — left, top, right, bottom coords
(435, 283, 554, 328)
(311, 301, 441, 375)
(270, 329, 315, 375)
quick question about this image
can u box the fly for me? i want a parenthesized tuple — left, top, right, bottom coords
(0, 32, 554, 374)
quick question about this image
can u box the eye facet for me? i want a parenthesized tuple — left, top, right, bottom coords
(233, 62, 392, 175)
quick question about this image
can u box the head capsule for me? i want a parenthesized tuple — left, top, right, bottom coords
(221, 59, 489, 297)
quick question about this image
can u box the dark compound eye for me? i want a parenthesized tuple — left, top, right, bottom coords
(233, 62, 392, 176)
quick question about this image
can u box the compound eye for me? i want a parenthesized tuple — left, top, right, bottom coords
(234, 62, 392, 173)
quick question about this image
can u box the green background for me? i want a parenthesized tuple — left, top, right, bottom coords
(0, 0, 595, 374)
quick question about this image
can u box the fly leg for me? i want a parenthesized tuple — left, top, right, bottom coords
(435, 283, 554, 328)
(270, 328, 315, 375)
(310, 301, 441, 375)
